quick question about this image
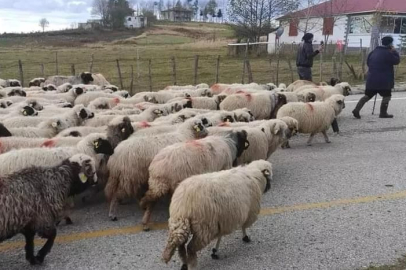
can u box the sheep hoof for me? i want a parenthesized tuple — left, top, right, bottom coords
(211, 249, 219, 260)
(242, 236, 251, 243)
(307, 143, 312, 146)
(28, 256, 40, 265)
(181, 264, 188, 270)
(65, 217, 73, 225)
(110, 216, 118, 221)
(35, 255, 45, 264)
(143, 225, 150, 232)
(326, 140, 331, 144)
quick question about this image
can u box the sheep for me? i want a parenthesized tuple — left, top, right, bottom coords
(208, 126, 268, 165)
(2, 105, 94, 128)
(220, 92, 287, 120)
(74, 92, 124, 107)
(27, 86, 85, 104)
(105, 118, 208, 221)
(2, 118, 68, 138)
(1, 79, 22, 87)
(169, 95, 226, 110)
(210, 83, 268, 95)
(84, 106, 167, 127)
(139, 131, 250, 230)
(162, 160, 272, 270)
(0, 87, 26, 97)
(56, 82, 73, 93)
(286, 80, 317, 92)
(28, 78, 45, 87)
(277, 94, 345, 146)
(233, 108, 255, 122)
(0, 137, 81, 154)
(0, 99, 12, 109)
(0, 154, 97, 265)
(296, 83, 351, 102)
(44, 72, 95, 86)
(164, 83, 209, 90)
(5, 98, 44, 111)
(165, 88, 213, 98)
(0, 133, 114, 176)
(278, 116, 299, 149)
(0, 105, 38, 120)
(57, 126, 107, 137)
(0, 123, 12, 137)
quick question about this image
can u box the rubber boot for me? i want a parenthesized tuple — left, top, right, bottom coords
(379, 96, 394, 118)
(352, 95, 371, 119)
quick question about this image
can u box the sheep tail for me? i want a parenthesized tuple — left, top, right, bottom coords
(162, 218, 191, 264)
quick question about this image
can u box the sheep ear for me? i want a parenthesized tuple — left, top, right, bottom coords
(193, 124, 201, 132)
(273, 128, 280, 135)
(93, 140, 100, 148)
(22, 109, 27, 116)
(79, 172, 88, 183)
(261, 128, 265, 133)
(121, 128, 126, 133)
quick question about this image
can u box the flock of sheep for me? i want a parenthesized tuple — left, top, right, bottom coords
(0, 72, 350, 269)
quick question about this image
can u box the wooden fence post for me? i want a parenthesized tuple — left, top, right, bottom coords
(55, 52, 59, 75)
(319, 51, 323, 82)
(194, 55, 199, 85)
(276, 52, 280, 85)
(89, 54, 94, 73)
(18, 60, 24, 87)
(286, 59, 294, 83)
(241, 59, 246, 84)
(268, 57, 275, 83)
(71, 64, 75, 76)
(148, 59, 152, 91)
(40, 64, 45, 77)
(246, 59, 253, 83)
(361, 48, 367, 80)
(130, 65, 134, 95)
(215, 55, 220, 83)
(116, 59, 124, 89)
(338, 46, 345, 81)
(332, 56, 337, 79)
(171, 56, 177, 85)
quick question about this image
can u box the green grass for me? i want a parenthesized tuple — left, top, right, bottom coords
(0, 22, 404, 94)
(361, 256, 406, 270)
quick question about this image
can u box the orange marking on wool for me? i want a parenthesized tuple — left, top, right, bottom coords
(243, 93, 252, 101)
(186, 140, 203, 148)
(139, 121, 151, 128)
(210, 84, 221, 93)
(306, 103, 314, 112)
(41, 139, 56, 148)
(113, 98, 120, 104)
(135, 104, 144, 110)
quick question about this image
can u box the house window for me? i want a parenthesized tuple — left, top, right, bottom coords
(381, 16, 406, 34)
(349, 15, 373, 34)
(128, 17, 132, 21)
(289, 19, 298, 36)
(323, 17, 334, 35)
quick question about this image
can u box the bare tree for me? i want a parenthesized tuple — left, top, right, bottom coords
(91, 0, 109, 26)
(39, 18, 49, 33)
(228, 0, 298, 42)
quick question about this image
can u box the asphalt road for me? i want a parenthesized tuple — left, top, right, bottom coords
(2, 92, 406, 270)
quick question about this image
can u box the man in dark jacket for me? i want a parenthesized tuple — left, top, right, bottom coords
(296, 33, 323, 81)
(352, 36, 401, 119)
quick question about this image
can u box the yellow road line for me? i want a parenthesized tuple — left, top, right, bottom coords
(2, 190, 406, 252)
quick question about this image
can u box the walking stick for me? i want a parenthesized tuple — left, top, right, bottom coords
(372, 94, 378, 115)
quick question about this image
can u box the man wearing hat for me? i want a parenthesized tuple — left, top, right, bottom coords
(296, 33, 323, 81)
(352, 36, 400, 119)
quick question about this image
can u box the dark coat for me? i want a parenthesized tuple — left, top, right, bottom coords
(296, 41, 320, 68)
(366, 46, 400, 90)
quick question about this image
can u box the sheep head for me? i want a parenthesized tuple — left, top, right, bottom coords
(80, 72, 94, 84)
(67, 154, 98, 196)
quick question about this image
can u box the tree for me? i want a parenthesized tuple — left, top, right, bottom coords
(142, 9, 158, 25)
(205, 0, 217, 17)
(217, 9, 223, 22)
(228, 0, 297, 42)
(92, 0, 109, 26)
(193, 0, 199, 16)
(107, 0, 134, 29)
(70, 22, 78, 29)
(39, 18, 49, 33)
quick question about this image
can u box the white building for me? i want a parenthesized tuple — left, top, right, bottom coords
(124, 15, 147, 29)
(269, 0, 406, 53)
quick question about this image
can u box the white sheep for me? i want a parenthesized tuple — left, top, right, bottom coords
(56, 82, 73, 93)
(0, 133, 114, 176)
(105, 118, 208, 221)
(276, 94, 345, 145)
(140, 131, 249, 230)
(44, 72, 97, 86)
(2, 118, 69, 138)
(0, 136, 81, 154)
(27, 86, 85, 104)
(28, 77, 45, 87)
(162, 160, 272, 270)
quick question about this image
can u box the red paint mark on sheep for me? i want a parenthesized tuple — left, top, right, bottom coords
(218, 122, 230, 127)
(186, 140, 203, 148)
(307, 103, 314, 112)
(113, 98, 120, 104)
(242, 93, 252, 102)
(41, 140, 56, 148)
(139, 121, 151, 128)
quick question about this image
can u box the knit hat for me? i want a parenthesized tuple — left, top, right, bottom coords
(302, 33, 314, 42)
(381, 36, 394, 46)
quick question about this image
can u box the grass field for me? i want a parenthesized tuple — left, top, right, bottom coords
(0, 22, 404, 93)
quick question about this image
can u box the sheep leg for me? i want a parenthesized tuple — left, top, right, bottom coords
(141, 202, 157, 232)
(322, 131, 331, 143)
(35, 228, 57, 263)
(211, 236, 222, 259)
(22, 228, 38, 265)
(186, 236, 206, 270)
(108, 196, 119, 221)
(307, 133, 316, 146)
(242, 228, 251, 243)
(178, 244, 188, 270)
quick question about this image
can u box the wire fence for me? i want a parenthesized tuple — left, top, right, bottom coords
(1, 49, 405, 95)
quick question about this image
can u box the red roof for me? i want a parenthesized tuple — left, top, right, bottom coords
(278, 0, 406, 20)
